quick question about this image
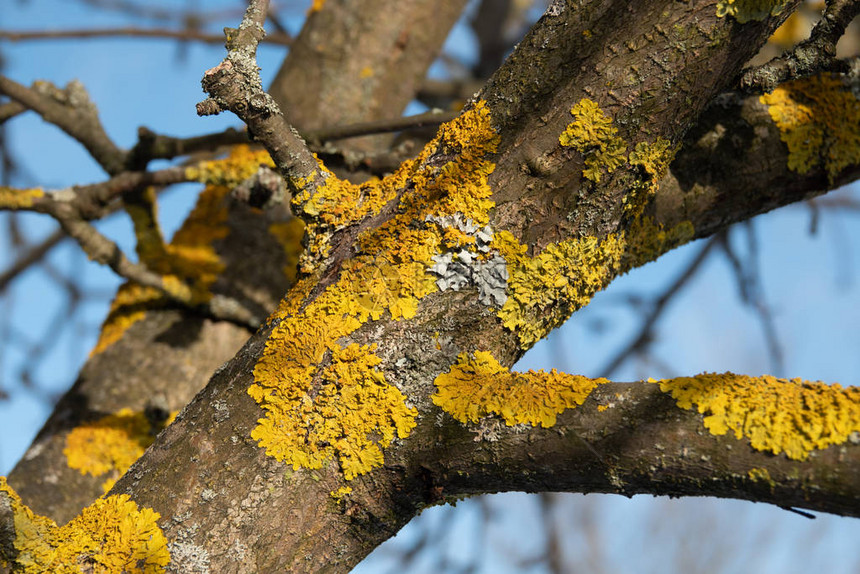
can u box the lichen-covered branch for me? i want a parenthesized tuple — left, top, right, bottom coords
(419, 377, 860, 519)
(4, 0, 860, 571)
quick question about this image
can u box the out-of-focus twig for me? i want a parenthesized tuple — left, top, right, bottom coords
(0, 28, 292, 47)
(304, 109, 458, 144)
(599, 235, 721, 378)
(0, 228, 65, 293)
(741, 0, 860, 91)
(718, 224, 785, 373)
(0, 75, 127, 175)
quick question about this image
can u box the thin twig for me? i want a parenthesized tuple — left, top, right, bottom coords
(0, 28, 292, 46)
(741, 0, 860, 92)
(196, 0, 326, 203)
(718, 225, 785, 373)
(599, 235, 720, 378)
(50, 208, 259, 329)
(0, 228, 66, 292)
(0, 101, 26, 124)
(305, 110, 458, 144)
(0, 75, 127, 175)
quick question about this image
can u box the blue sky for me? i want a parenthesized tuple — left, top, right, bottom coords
(2, 2, 860, 573)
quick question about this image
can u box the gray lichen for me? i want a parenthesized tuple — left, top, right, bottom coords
(426, 215, 509, 306)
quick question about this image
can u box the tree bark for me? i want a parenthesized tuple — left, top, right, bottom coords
(4, 0, 860, 572)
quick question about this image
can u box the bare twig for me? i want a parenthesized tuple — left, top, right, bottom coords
(0, 75, 127, 175)
(718, 225, 785, 373)
(0, 28, 292, 46)
(49, 205, 259, 329)
(305, 109, 458, 144)
(599, 236, 720, 377)
(196, 0, 326, 201)
(741, 0, 860, 92)
(0, 228, 65, 293)
(0, 101, 26, 124)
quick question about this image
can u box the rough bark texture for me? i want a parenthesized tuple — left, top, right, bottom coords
(3, 0, 860, 572)
(268, 0, 469, 152)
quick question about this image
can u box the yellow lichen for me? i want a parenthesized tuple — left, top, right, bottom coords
(495, 230, 626, 349)
(0, 477, 170, 573)
(64, 409, 176, 494)
(307, 0, 326, 15)
(716, 0, 789, 22)
(622, 216, 696, 270)
(0, 186, 43, 210)
(760, 74, 860, 182)
(252, 343, 417, 480)
(559, 99, 627, 182)
(657, 373, 860, 460)
(268, 218, 306, 284)
(184, 144, 275, 188)
(92, 147, 256, 355)
(432, 350, 607, 427)
(330, 486, 352, 502)
(748, 467, 776, 489)
(626, 137, 676, 219)
(251, 101, 500, 479)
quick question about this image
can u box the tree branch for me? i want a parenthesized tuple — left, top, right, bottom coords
(196, 0, 325, 195)
(421, 380, 860, 519)
(46, 201, 260, 328)
(0, 27, 292, 46)
(0, 228, 65, 293)
(0, 75, 128, 175)
(740, 0, 860, 91)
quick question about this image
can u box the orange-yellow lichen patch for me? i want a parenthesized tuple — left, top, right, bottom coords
(0, 477, 170, 572)
(307, 0, 326, 15)
(252, 343, 417, 480)
(626, 137, 676, 219)
(767, 3, 819, 48)
(657, 373, 860, 460)
(0, 186, 43, 210)
(494, 229, 626, 349)
(432, 350, 607, 427)
(716, 0, 789, 23)
(559, 98, 627, 182)
(184, 144, 275, 189)
(64, 409, 176, 493)
(330, 485, 352, 502)
(251, 102, 500, 479)
(92, 148, 254, 355)
(748, 466, 776, 489)
(760, 74, 860, 182)
(268, 218, 306, 284)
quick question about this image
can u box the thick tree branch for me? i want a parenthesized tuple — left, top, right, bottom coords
(418, 381, 860, 519)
